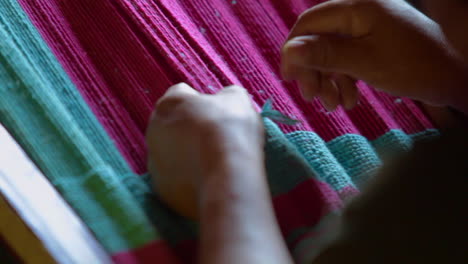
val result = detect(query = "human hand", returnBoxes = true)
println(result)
[282,0,468,111]
[146,83,264,219]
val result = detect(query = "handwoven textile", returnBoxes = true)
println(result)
[0,0,438,263]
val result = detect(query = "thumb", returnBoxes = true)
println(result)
[282,35,367,79]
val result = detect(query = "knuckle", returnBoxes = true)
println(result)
[294,6,315,27]
[224,85,245,92]
[310,0,375,37]
[297,9,310,22]
[347,0,382,21]
[222,85,251,100]
[171,82,187,89]
[156,95,186,110]
[154,95,190,120]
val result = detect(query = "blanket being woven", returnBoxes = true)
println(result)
[0,0,438,263]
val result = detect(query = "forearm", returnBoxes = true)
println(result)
[199,153,293,264]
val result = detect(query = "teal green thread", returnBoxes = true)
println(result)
[261,99,300,126]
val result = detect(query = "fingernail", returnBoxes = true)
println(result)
[344,100,356,110]
[344,91,360,110]
[281,56,296,81]
[149,110,157,121]
[285,39,306,49]
[285,39,306,63]
[342,98,352,110]
[282,38,306,81]
[300,84,315,102]
[322,99,336,112]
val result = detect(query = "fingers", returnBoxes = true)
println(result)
[154,83,199,120]
[282,0,374,103]
[335,74,359,110]
[293,72,359,111]
[282,38,307,80]
[160,83,250,105]
[282,34,365,110]
[282,35,364,77]
[320,75,340,111]
[217,85,251,102]
[297,68,322,101]
[287,0,370,41]
[217,85,259,112]
[217,85,248,96]
[162,82,199,99]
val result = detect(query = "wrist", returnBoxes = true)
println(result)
[199,124,265,177]
[198,152,267,207]
[197,149,292,264]
[200,151,266,189]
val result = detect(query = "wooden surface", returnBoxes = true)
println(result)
[0,125,112,264]
[0,196,56,263]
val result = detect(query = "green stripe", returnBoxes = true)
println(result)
[265,117,439,194]
[327,134,381,187]
[0,0,157,253]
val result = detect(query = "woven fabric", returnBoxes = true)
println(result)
[17,0,434,174]
[0,0,439,263]
[0,0,166,255]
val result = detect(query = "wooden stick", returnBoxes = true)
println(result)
[0,125,112,264]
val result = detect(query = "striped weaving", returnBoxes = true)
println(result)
[0,0,437,263]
